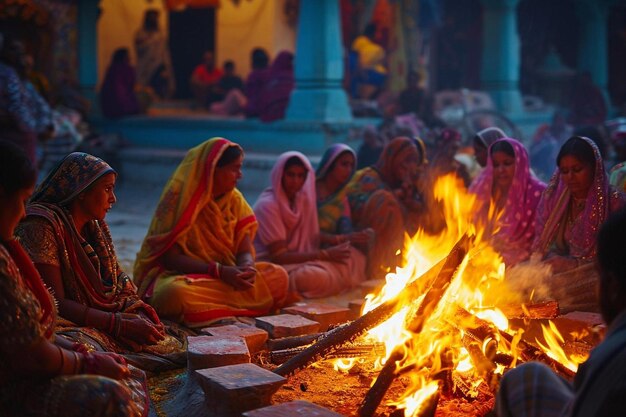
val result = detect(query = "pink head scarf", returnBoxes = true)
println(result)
[253,151,319,259]
[532,136,625,259]
[470,138,546,265]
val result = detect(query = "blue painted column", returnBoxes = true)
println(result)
[285,0,352,122]
[77,0,99,103]
[575,0,611,103]
[480,0,523,115]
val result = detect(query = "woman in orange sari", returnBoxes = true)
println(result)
[134,138,288,328]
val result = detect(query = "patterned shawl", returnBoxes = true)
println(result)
[532,136,626,259]
[316,144,356,235]
[134,138,258,298]
[469,138,546,265]
[21,152,153,318]
[346,136,418,223]
[253,151,318,259]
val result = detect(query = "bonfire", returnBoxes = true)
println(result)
[272,174,592,417]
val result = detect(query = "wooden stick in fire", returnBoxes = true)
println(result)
[358,234,473,417]
[451,306,576,380]
[273,233,471,377]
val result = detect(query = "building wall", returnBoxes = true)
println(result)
[215,0,295,76]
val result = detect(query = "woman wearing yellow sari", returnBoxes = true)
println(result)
[134,138,289,328]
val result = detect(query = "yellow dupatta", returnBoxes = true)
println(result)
[133,138,257,298]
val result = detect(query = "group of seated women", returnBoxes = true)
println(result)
[1,128,624,415]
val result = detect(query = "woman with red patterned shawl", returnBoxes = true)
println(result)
[16,152,191,372]
[134,138,288,328]
[0,141,146,417]
[469,138,546,266]
[530,136,626,312]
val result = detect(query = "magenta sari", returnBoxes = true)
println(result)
[470,138,546,266]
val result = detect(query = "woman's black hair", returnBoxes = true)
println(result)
[217,145,243,167]
[284,155,307,171]
[490,140,515,158]
[0,140,37,195]
[557,136,596,170]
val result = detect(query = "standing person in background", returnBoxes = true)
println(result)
[259,51,294,122]
[134,8,175,99]
[244,48,270,118]
[189,51,223,109]
[100,48,141,119]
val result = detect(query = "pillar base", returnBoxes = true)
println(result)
[286,88,352,123]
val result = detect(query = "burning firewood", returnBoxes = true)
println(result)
[358,234,473,417]
[273,234,472,377]
[269,342,385,364]
[499,300,560,319]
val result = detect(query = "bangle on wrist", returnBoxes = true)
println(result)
[207,261,221,279]
[113,313,122,337]
[56,345,65,374]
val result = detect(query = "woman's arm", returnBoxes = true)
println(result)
[36,263,112,331]
[267,241,351,265]
[162,244,212,274]
[9,338,129,380]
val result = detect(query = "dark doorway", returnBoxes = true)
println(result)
[168,7,215,99]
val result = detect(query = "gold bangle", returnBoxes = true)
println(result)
[56,345,65,374]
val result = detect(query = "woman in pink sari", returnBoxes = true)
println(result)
[469,138,546,266]
[531,136,626,312]
[253,152,366,298]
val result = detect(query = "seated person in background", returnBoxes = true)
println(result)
[134,138,289,328]
[496,207,626,417]
[0,36,54,165]
[530,136,625,313]
[351,22,387,99]
[356,125,384,169]
[530,109,573,181]
[428,127,471,188]
[210,48,269,117]
[0,140,145,417]
[254,152,365,299]
[316,144,374,254]
[258,51,294,122]
[346,137,423,278]
[397,70,425,116]
[189,50,223,108]
[16,152,191,372]
[469,138,546,266]
[472,127,506,169]
[100,48,141,119]
[215,60,243,99]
